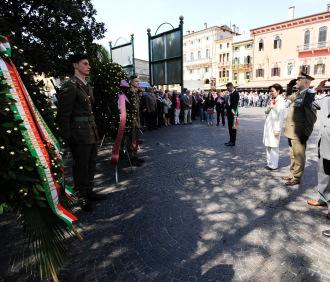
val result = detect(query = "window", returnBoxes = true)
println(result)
[233,57,239,65]
[198,38,201,43]
[206,49,209,58]
[287,62,294,75]
[219,54,222,62]
[197,50,201,59]
[190,52,194,61]
[258,39,264,51]
[205,67,209,73]
[222,68,226,77]
[191,40,194,45]
[256,68,264,77]
[271,67,281,77]
[206,36,209,40]
[314,63,325,75]
[234,73,238,80]
[318,26,327,47]
[245,44,252,49]
[227,42,230,48]
[304,30,310,50]
[274,36,281,49]
[234,47,239,51]
[226,53,229,62]
[205,78,210,84]
[189,69,193,74]
[245,72,250,79]
[245,55,251,64]
[226,70,229,77]
[300,65,310,75]
[219,71,222,78]
[219,44,222,49]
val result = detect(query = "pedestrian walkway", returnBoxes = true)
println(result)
[1,108,330,281]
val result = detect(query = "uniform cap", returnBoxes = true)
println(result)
[297,71,314,81]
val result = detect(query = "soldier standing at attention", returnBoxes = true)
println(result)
[57,54,105,212]
[282,72,317,186]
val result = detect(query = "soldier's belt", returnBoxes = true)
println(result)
[73,116,95,122]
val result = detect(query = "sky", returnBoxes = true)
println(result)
[93,0,329,60]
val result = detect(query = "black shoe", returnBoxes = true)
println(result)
[78,197,93,212]
[225,142,235,146]
[131,160,142,167]
[132,157,145,164]
[224,142,231,146]
[88,192,107,201]
[322,230,330,237]
[265,165,277,171]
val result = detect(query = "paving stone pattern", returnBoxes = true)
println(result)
[1,107,330,282]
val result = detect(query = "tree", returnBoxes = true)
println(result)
[89,44,128,138]
[0,0,106,76]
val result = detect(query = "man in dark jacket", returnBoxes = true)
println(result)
[57,54,104,212]
[225,82,239,146]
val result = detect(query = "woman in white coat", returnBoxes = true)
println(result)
[263,84,286,170]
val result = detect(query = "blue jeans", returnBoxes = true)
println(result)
[207,113,214,123]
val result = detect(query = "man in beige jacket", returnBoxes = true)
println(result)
[282,72,317,186]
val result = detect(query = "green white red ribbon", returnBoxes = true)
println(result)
[0,57,77,226]
[0,35,11,58]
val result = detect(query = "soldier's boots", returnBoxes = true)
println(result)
[88,191,106,201]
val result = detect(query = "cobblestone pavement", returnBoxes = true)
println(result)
[1,107,330,282]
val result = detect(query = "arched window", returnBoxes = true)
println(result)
[258,39,264,51]
[274,36,281,49]
[246,55,251,64]
[204,79,210,84]
[318,26,327,47]
[197,50,201,59]
[190,52,194,61]
[206,49,209,58]
[304,30,310,49]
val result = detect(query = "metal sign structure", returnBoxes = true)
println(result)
[147,16,184,87]
[109,34,135,76]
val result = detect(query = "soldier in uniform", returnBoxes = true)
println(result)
[127,75,145,166]
[282,72,317,186]
[57,54,105,212]
[306,79,330,220]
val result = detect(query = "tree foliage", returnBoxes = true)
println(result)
[0,0,106,76]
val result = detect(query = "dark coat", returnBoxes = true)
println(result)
[57,76,98,144]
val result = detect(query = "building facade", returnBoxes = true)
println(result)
[231,36,253,86]
[183,24,238,90]
[248,9,330,88]
[135,58,149,82]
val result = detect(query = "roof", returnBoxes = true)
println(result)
[251,10,330,33]
[184,25,239,38]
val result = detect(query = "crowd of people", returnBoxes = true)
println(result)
[56,53,329,237]
[138,88,236,129]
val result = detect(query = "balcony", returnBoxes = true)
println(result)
[231,63,252,71]
[218,77,229,84]
[297,41,330,51]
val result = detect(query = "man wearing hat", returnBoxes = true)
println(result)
[57,54,104,212]
[282,72,317,186]
[306,79,330,220]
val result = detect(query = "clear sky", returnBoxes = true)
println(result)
[93,0,329,60]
